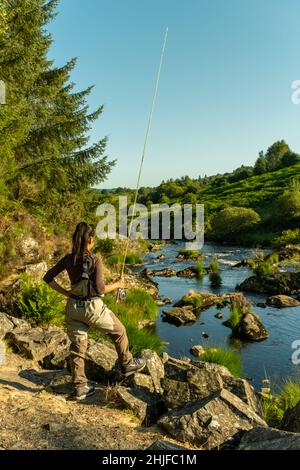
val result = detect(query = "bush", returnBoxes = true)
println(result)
[210,207,261,241]
[209,271,222,288]
[193,261,206,279]
[262,379,300,427]
[227,301,244,330]
[209,256,219,272]
[199,347,243,377]
[18,276,65,327]
[275,229,300,247]
[254,253,279,276]
[272,179,300,226]
[94,238,116,256]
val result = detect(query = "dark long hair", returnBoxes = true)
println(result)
[72,222,95,263]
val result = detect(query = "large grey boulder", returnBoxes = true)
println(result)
[236,312,269,341]
[84,339,119,382]
[222,376,262,415]
[266,294,300,308]
[162,306,197,325]
[162,357,223,409]
[140,349,164,394]
[22,261,48,278]
[237,426,300,450]
[280,401,300,433]
[0,312,14,340]
[158,389,266,449]
[18,236,40,261]
[6,325,69,362]
[237,272,300,295]
[116,386,166,426]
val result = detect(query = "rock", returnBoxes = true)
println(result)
[137,319,156,330]
[6,325,70,362]
[280,401,300,433]
[149,243,161,252]
[176,267,197,278]
[85,339,119,383]
[224,294,268,341]
[222,376,262,415]
[42,348,70,370]
[215,312,223,319]
[140,349,164,394]
[0,340,6,365]
[18,236,39,261]
[130,373,155,393]
[162,306,197,325]
[158,388,266,449]
[162,297,172,304]
[237,272,300,295]
[0,312,14,340]
[201,332,209,338]
[160,352,169,364]
[190,345,205,357]
[237,312,269,341]
[174,291,226,312]
[116,386,166,425]
[266,295,300,308]
[189,359,232,378]
[256,302,266,308]
[22,261,48,278]
[146,268,177,277]
[147,440,190,450]
[162,357,223,409]
[237,426,300,450]
[157,254,165,260]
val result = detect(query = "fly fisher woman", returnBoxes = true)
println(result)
[43,222,146,400]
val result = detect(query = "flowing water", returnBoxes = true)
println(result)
[139,243,300,390]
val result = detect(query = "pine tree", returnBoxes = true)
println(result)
[0,0,114,216]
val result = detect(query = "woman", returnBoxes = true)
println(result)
[43,222,145,400]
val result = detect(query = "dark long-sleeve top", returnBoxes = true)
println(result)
[43,253,105,296]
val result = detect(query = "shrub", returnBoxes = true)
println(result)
[200,347,243,377]
[18,276,65,327]
[178,291,202,311]
[106,253,142,267]
[193,261,206,279]
[275,228,300,247]
[272,179,300,226]
[210,207,261,241]
[94,238,116,256]
[209,256,220,272]
[262,379,300,427]
[254,253,279,276]
[209,271,222,288]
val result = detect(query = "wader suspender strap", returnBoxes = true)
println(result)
[81,254,93,300]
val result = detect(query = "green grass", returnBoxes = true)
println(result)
[199,347,243,377]
[262,379,300,427]
[226,301,244,330]
[90,288,165,355]
[106,253,142,267]
[253,253,279,276]
[177,291,202,311]
[193,261,206,279]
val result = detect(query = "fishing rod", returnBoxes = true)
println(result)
[117,27,168,302]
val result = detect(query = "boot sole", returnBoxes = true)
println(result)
[123,363,146,377]
[74,389,96,401]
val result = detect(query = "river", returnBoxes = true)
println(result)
[139,242,300,390]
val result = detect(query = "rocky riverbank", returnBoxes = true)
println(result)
[1,311,300,450]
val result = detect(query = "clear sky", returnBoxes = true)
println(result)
[48,0,300,188]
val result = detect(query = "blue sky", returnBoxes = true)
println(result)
[48,0,300,188]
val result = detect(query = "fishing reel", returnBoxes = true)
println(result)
[116,288,127,303]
